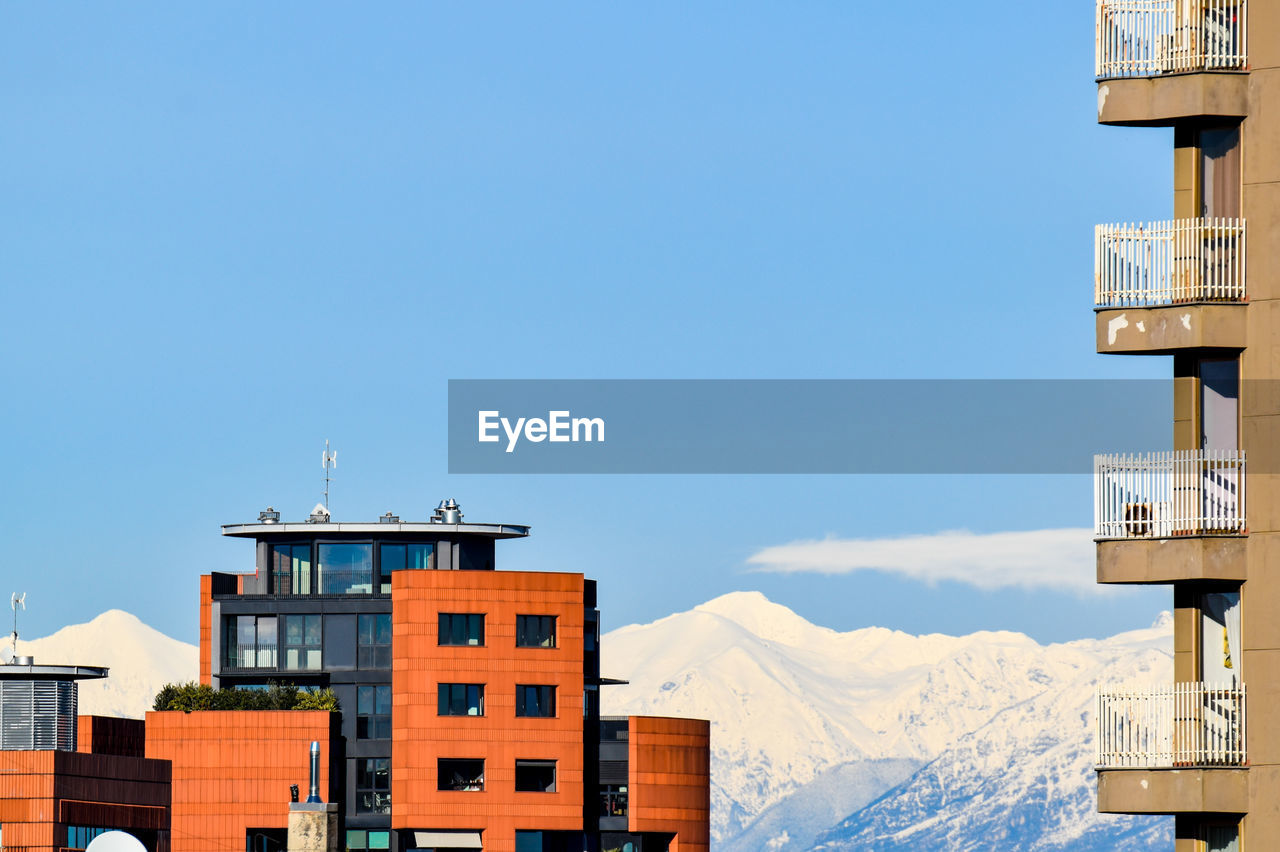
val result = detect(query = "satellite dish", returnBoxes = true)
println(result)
[85,832,147,852]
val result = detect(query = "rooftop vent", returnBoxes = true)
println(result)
[431,499,463,525]
[380,512,400,523]
[258,507,281,524]
[308,503,331,524]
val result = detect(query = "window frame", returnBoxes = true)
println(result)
[438,612,486,647]
[222,614,278,669]
[515,759,557,793]
[437,757,485,792]
[357,684,392,739]
[516,614,557,649]
[515,684,557,718]
[357,612,392,669]
[437,682,486,717]
[355,757,391,814]
[282,613,323,671]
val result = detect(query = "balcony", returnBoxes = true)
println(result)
[1096,0,1247,79]
[1096,219,1245,307]
[1095,450,1245,539]
[1094,219,1247,352]
[1096,683,1249,813]
[1097,683,1246,768]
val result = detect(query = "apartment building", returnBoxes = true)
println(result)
[188,501,709,852]
[1091,2,1275,849]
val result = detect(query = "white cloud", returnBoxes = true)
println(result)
[745,528,1100,594]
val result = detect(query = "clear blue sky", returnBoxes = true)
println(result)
[1,3,1173,645]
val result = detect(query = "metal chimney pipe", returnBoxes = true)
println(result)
[306,740,321,803]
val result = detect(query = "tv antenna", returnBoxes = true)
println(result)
[321,440,337,510]
[10,593,25,660]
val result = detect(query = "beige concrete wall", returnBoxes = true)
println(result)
[1097,74,1248,127]
[1094,305,1247,354]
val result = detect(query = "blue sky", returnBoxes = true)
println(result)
[1,3,1173,645]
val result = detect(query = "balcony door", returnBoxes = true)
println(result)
[1200,126,1240,219]
[1199,591,1242,765]
[1199,357,1239,528]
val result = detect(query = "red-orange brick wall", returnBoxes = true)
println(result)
[391,569,586,852]
[629,716,711,852]
[145,710,337,852]
[0,749,170,851]
[199,575,212,686]
[78,715,146,758]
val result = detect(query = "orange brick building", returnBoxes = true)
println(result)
[145,710,340,852]
[187,501,710,852]
[0,665,170,852]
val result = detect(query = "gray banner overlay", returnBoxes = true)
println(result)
[442,380,1227,474]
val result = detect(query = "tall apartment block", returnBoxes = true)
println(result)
[174,501,709,852]
[1091,2,1275,850]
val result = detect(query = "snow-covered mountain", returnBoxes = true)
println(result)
[18,610,197,719]
[601,591,1174,852]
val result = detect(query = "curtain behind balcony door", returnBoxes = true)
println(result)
[1201,591,1241,686]
[1201,127,1240,218]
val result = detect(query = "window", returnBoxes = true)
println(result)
[222,615,277,668]
[357,685,392,739]
[355,757,390,813]
[439,613,485,646]
[438,758,484,791]
[282,614,322,670]
[515,760,557,793]
[379,542,435,593]
[358,613,392,668]
[599,784,628,817]
[438,683,484,716]
[67,826,110,850]
[517,615,556,648]
[516,685,556,718]
[271,543,311,595]
[346,830,391,852]
[317,542,373,595]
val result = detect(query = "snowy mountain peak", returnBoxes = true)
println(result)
[21,610,197,719]
[694,591,837,646]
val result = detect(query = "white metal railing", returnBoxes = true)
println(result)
[1097,0,1247,78]
[1097,682,1246,768]
[1095,450,1245,538]
[1095,218,1246,307]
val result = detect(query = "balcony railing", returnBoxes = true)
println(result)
[1097,0,1247,78]
[1095,218,1246,307]
[1097,682,1246,768]
[1094,450,1245,538]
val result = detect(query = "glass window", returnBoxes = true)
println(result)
[347,831,391,852]
[357,685,392,739]
[355,757,391,814]
[358,613,392,668]
[379,542,434,593]
[516,832,543,852]
[516,685,556,718]
[439,613,485,646]
[438,683,484,716]
[515,760,556,793]
[516,615,556,648]
[271,544,311,595]
[223,615,277,668]
[437,758,484,791]
[599,784,628,817]
[283,614,322,670]
[317,542,373,595]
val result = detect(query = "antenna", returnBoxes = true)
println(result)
[10,593,25,660]
[321,440,337,511]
